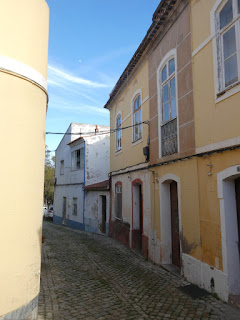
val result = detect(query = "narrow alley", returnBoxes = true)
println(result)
[38,222,240,320]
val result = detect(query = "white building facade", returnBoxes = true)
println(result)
[53,123,110,235]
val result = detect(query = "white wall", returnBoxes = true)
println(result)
[54,123,110,228]
[54,184,84,224]
[85,191,110,234]
[85,132,110,186]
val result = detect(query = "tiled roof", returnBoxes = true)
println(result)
[83,179,109,191]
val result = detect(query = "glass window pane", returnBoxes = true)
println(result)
[134,99,138,111]
[171,97,177,119]
[163,102,170,122]
[138,95,141,107]
[223,26,236,59]
[169,58,175,75]
[238,0,240,13]
[163,84,169,103]
[220,0,233,29]
[135,125,139,140]
[135,112,138,124]
[138,110,142,123]
[139,124,142,138]
[170,77,176,98]
[117,116,121,127]
[225,54,238,86]
[162,65,167,82]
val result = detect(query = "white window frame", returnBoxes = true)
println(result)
[115,112,122,152]
[157,49,179,158]
[131,89,143,143]
[71,148,84,170]
[211,0,240,101]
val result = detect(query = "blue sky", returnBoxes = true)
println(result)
[45,0,160,152]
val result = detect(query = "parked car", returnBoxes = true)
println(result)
[43,206,48,218]
[45,206,54,220]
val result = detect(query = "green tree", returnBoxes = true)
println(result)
[44,146,55,205]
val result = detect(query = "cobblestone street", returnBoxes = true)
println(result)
[38,222,240,320]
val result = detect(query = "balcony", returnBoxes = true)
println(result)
[161,118,178,156]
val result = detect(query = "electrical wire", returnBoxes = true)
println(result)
[110,143,240,177]
[45,121,149,136]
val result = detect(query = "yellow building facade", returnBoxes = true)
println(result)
[189,0,240,302]
[0,1,49,319]
[106,0,240,303]
[105,58,151,256]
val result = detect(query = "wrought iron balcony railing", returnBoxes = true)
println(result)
[161,118,178,156]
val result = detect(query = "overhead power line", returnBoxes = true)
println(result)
[45,121,149,136]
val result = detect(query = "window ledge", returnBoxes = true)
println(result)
[132,137,143,146]
[216,81,240,103]
[115,149,123,156]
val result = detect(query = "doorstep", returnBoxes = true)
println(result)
[161,264,182,279]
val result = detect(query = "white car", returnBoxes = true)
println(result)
[43,206,48,218]
[45,206,54,220]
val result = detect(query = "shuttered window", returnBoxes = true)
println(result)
[71,148,84,170]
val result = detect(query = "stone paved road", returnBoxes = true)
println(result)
[38,221,240,320]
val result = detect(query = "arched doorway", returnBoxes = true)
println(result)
[218,166,240,298]
[159,174,181,268]
[132,181,143,253]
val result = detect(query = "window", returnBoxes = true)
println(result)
[133,95,142,142]
[215,0,240,92]
[73,197,77,216]
[71,148,84,170]
[116,114,122,151]
[60,160,64,175]
[115,183,122,219]
[160,56,178,156]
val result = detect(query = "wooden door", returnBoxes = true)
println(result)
[101,196,106,234]
[170,181,180,268]
[235,178,240,255]
[139,185,143,251]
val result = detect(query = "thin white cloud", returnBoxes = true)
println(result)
[48,65,112,88]
[50,103,109,116]
[47,79,64,88]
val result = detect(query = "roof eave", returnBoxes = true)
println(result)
[104,0,178,110]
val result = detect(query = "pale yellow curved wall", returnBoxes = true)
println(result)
[0,0,49,317]
[110,61,149,172]
[0,0,49,77]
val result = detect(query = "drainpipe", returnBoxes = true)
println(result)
[83,140,86,229]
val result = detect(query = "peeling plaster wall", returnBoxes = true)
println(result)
[148,158,201,267]
[85,132,110,186]
[111,169,151,249]
[54,185,84,225]
[85,191,110,235]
